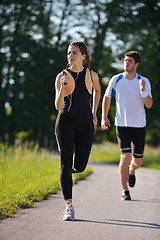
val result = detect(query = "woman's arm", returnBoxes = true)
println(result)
[91,71,101,125]
[55,72,68,111]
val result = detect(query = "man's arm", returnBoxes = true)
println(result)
[101,95,112,130]
[143,96,153,109]
[139,79,153,109]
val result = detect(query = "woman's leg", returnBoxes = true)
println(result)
[73,115,94,172]
[55,114,74,201]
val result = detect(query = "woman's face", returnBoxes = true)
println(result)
[67,45,85,66]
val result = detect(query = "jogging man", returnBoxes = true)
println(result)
[101,51,153,200]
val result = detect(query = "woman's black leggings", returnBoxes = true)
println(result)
[55,112,94,200]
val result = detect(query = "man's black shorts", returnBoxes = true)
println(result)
[116,126,146,158]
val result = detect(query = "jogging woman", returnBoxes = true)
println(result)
[55,41,101,220]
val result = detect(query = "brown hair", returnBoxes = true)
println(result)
[125,51,141,64]
[68,41,91,68]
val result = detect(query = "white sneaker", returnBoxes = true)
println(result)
[121,189,131,201]
[62,204,75,221]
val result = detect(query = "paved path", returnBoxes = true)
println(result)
[0,163,160,240]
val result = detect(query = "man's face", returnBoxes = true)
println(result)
[124,56,139,72]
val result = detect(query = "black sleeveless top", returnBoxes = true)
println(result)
[61,67,92,115]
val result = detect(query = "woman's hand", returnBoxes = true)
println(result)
[60,71,68,87]
[92,113,98,126]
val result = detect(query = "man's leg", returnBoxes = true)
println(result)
[128,127,145,187]
[128,157,143,187]
[119,152,131,190]
[129,157,143,174]
[116,126,132,200]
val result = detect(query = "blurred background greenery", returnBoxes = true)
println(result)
[0,0,160,148]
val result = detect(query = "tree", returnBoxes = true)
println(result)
[0,0,159,146]
[104,0,160,145]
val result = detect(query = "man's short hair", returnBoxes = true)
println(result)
[125,51,141,64]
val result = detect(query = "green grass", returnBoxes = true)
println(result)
[142,145,160,169]
[90,142,160,169]
[90,142,120,163]
[0,144,92,219]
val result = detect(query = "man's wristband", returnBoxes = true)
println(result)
[141,90,148,98]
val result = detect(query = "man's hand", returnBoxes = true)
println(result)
[139,79,145,92]
[101,117,110,130]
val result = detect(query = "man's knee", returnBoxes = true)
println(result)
[120,152,131,162]
[132,158,143,168]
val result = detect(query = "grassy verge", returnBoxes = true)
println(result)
[90,142,160,169]
[0,144,92,219]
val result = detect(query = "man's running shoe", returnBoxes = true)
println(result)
[62,204,75,221]
[128,174,136,187]
[121,189,131,201]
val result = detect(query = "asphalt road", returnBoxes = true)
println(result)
[0,163,160,240]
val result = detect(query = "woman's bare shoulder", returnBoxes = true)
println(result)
[90,69,99,81]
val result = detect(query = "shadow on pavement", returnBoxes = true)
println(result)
[74,218,160,229]
[130,199,160,203]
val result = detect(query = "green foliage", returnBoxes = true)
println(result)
[0,0,159,146]
[90,142,160,169]
[0,145,59,218]
[0,145,92,219]
[90,142,120,163]
[142,145,160,169]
